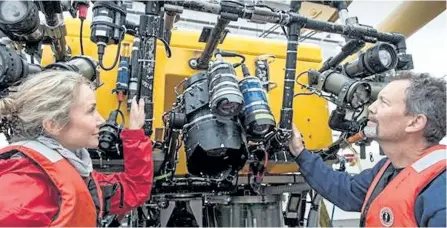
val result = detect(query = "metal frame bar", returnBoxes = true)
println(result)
[163,0,407,52]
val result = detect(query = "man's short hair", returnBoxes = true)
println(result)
[393,71,446,144]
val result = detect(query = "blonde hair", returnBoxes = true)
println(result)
[0,70,93,141]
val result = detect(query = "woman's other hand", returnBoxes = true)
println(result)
[128,97,145,130]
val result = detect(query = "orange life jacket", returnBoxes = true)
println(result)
[360,145,446,227]
[0,140,104,227]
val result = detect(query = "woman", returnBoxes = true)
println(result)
[0,71,153,226]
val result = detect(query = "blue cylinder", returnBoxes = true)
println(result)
[239,77,275,140]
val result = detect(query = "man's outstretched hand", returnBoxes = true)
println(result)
[288,124,305,157]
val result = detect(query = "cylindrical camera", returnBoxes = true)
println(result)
[45,56,99,82]
[182,73,247,176]
[0,44,42,89]
[0,1,43,42]
[208,57,244,118]
[90,1,125,45]
[344,43,398,78]
[239,76,275,141]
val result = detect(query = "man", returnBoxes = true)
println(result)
[288,71,446,227]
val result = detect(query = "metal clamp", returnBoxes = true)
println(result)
[337,82,351,106]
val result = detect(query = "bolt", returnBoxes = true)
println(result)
[190,59,198,67]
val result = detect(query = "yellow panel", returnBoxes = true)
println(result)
[42,19,333,175]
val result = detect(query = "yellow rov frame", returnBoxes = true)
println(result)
[42,19,333,175]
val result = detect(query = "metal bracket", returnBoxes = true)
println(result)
[337,82,351,106]
[198,27,229,44]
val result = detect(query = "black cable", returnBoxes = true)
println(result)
[293,92,315,98]
[117,109,125,125]
[174,79,186,96]
[149,35,172,58]
[228,0,245,7]
[116,101,125,125]
[280,25,288,37]
[215,50,246,68]
[252,4,275,12]
[232,54,245,68]
[294,71,336,101]
[295,70,308,84]
[294,70,310,89]
[352,106,365,121]
[80,19,84,55]
[117,100,122,110]
[98,28,125,71]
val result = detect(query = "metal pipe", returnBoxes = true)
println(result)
[127,13,340,44]
[319,39,365,72]
[39,1,63,25]
[360,143,366,159]
[113,1,123,40]
[278,1,302,136]
[138,1,162,136]
[290,14,404,45]
[335,1,350,25]
[165,0,406,46]
[165,0,222,15]
[164,12,177,44]
[38,0,68,61]
[51,37,68,62]
[195,17,230,70]
[127,37,140,112]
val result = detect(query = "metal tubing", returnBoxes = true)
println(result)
[38,0,68,61]
[51,37,68,62]
[195,17,230,69]
[278,1,302,134]
[290,14,404,45]
[164,13,177,44]
[138,1,162,136]
[38,1,63,25]
[165,0,406,46]
[165,0,222,15]
[114,1,123,40]
[319,39,365,72]
[128,37,140,111]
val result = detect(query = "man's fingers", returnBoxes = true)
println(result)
[291,124,298,136]
[291,124,303,140]
[293,124,300,133]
